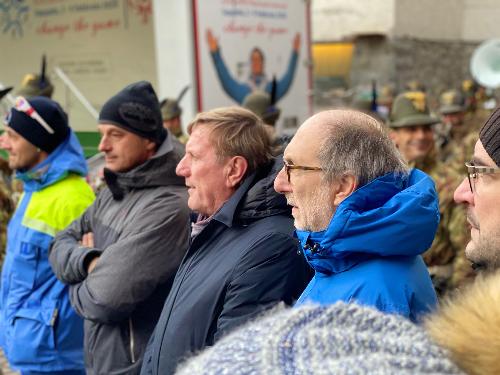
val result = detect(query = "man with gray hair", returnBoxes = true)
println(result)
[141,106,311,375]
[274,109,438,321]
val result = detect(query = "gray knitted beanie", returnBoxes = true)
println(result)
[176,303,463,375]
[479,106,500,166]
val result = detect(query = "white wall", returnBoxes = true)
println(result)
[393,0,463,40]
[312,0,395,41]
[0,0,157,131]
[153,0,197,129]
[462,0,500,41]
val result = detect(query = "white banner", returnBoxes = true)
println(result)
[192,0,312,132]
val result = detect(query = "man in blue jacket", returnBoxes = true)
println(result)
[274,109,438,322]
[141,106,311,375]
[0,96,95,375]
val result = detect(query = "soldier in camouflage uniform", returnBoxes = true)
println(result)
[389,91,474,295]
[241,90,293,150]
[436,90,468,161]
[0,88,14,270]
[17,73,54,99]
[160,86,190,144]
[0,158,14,269]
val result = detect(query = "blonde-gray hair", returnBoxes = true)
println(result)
[188,107,274,175]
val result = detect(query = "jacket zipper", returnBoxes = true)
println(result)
[129,318,136,363]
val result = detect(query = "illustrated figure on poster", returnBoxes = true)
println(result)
[206,29,301,104]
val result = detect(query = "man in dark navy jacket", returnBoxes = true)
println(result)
[141,107,311,375]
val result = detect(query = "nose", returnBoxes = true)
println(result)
[454,177,473,206]
[414,127,427,139]
[98,135,110,153]
[175,155,190,177]
[274,166,291,194]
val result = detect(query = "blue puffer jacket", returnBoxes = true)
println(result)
[295,169,439,322]
[0,131,95,372]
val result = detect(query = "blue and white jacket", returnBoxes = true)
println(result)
[0,131,94,372]
[295,169,439,322]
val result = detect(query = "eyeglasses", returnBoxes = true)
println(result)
[283,160,323,183]
[9,96,55,134]
[465,161,500,193]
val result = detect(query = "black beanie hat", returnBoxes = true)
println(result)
[6,96,70,153]
[479,107,500,167]
[99,81,167,145]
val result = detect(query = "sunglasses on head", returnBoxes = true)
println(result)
[6,96,55,134]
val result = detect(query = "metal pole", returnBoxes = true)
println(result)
[53,66,99,120]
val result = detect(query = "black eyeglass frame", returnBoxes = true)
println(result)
[283,160,323,183]
[465,161,500,193]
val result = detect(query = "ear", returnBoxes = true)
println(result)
[145,139,156,152]
[332,174,357,206]
[224,156,248,188]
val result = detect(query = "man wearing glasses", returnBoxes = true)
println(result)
[274,109,438,322]
[454,107,500,271]
[0,96,95,375]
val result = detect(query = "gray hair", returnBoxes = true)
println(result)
[317,110,408,188]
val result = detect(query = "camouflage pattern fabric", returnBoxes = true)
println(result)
[413,151,475,296]
[438,109,489,166]
[0,159,14,269]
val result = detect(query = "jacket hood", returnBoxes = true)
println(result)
[104,135,185,200]
[296,169,439,274]
[17,130,88,192]
[237,155,291,222]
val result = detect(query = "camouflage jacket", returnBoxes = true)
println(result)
[0,159,14,268]
[413,152,474,295]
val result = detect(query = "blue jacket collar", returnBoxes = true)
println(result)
[296,169,439,274]
[16,131,87,192]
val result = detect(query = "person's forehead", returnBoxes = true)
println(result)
[186,125,214,151]
[396,124,432,132]
[98,123,127,133]
[5,126,17,136]
[473,140,497,167]
[284,120,323,162]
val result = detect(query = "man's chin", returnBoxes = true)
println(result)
[410,152,428,162]
[464,240,495,271]
[293,219,307,232]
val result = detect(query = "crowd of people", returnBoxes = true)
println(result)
[0,70,499,375]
